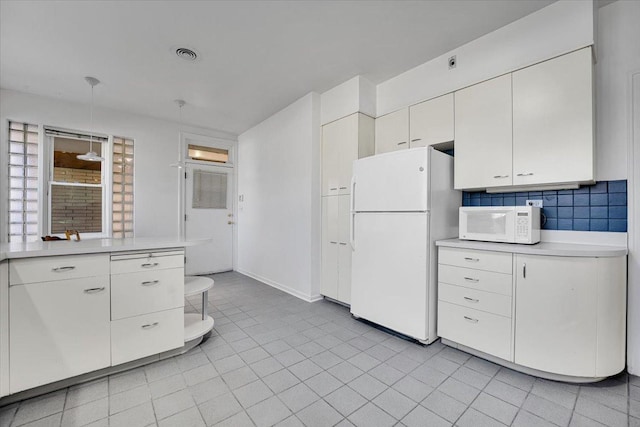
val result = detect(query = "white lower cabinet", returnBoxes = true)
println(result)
[514,254,626,378]
[6,250,185,395]
[9,276,111,393]
[437,245,627,381]
[111,308,184,366]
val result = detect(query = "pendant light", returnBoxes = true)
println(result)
[170,99,186,169]
[77,76,104,162]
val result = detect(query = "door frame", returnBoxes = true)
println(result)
[178,132,238,271]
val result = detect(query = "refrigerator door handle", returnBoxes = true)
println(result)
[350,176,356,249]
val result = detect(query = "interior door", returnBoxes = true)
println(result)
[185,163,233,274]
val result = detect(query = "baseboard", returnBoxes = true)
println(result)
[236,269,323,303]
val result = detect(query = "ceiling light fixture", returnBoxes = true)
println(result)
[77,76,104,162]
[170,99,186,169]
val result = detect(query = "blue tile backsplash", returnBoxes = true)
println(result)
[462,180,628,232]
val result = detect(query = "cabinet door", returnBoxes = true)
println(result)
[513,47,594,186]
[10,277,111,393]
[336,114,359,195]
[375,108,409,154]
[409,93,454,148]
[454,74,513,190]
[321,121,342,196]
[321,196,339,299]
[514,255,597,377]
[337,195,352,304]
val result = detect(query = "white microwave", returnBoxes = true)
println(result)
[459,206,541,244]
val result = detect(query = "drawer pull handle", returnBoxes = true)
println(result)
[493,175,509,179]
[339,187,348,190]
[330,187,338,191]
[516,172,534,177]
[84,287,105,294]
[411,138,422,142]
[464,316,479,323]
[339,242,347,246]
[464,277,479,283]
[141,262,159,268]
[464,257,479,262]
[330,241,338,244]
[141,280,160,286]
[141,322,159,330]
[397,141,407,145]
[53,266,76,272]
[463,297,479,303]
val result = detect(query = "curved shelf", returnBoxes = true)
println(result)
[184,313,214,342]
[184,276,214,297]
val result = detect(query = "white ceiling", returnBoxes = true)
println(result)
[0,0,558,135]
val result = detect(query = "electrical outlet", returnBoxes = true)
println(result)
[526,199,543,208]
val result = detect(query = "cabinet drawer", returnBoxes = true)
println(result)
[111,269,184,320]
[439,283,511,317]
[111,308,183,365]
[110,251,183,275]
[10,254,109,285]
[438,264,512,296]
[439,247,512,274]
[438,301,512,361]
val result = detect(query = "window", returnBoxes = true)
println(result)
[192,169,227,209]
[7,121,39,243]
[49,136,104,234]
[188,144,229,164]
[112,137,134,238]
[5,123,135,242]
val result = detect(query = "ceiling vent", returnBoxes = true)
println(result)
[175,47,198,61]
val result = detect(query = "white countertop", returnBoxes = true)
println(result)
[436,238,628,257]
[0,237,207,261]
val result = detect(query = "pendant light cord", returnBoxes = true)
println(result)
[89,83,94,153]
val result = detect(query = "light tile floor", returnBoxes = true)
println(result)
[1,271,638,427]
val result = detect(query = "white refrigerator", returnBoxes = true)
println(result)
[350,147,460,343]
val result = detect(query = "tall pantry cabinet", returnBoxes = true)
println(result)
[321,113,374,304]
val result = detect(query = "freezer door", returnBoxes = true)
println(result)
[352,147,430,212]
[350,212,430,341]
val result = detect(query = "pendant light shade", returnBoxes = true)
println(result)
[77,76,104,162]
[170,99,186,169]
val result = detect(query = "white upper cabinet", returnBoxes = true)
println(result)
[512,47,594,186]
[454,74,513,190]
[409,93,454,148]
[375,108,409,154]
[322,113,374,196]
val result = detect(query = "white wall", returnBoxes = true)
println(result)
[0,89,236,239]
[376,0,594,118]
[237,92,322,302]
[320,76,376,125]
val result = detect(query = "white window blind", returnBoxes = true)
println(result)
[193,170,227,209]
[8,121,39,242]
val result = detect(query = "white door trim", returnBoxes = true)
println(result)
[178,132,238,271]
[627,70,640,375]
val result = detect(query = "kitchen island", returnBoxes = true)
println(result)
[0,237,205,402]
